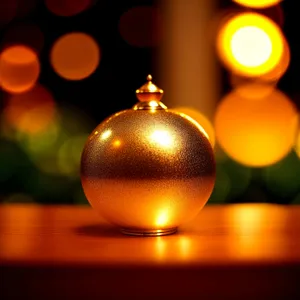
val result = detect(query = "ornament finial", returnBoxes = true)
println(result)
[135,74,164,103]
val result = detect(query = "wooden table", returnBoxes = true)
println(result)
[0,204,299,299]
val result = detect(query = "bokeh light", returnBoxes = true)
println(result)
[0,45,40,93]
[51,32,100,80]
[231,81,276,99]
[216,13,284,77]
[229,37,289,93]
[230,39,289,86]
[119,6,161,47]
[1,23,44,54]
[171,107,215,147]
[0,0,17,27]
[45,0,92,17]
[14,105,94,179]
[261,36,290,81]
[215,88,299,167]
[233,0,282,9]
[263,151,300,199]
[4,85,56,135]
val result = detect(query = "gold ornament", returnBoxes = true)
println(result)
[81,75,216,236]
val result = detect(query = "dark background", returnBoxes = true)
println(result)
[0,0,299,205]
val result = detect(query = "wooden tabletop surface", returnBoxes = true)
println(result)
[1,203,300,299]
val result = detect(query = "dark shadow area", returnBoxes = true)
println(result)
[74,223,125,238]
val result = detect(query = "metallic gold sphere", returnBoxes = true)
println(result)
[81,76,216,236]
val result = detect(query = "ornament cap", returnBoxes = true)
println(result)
[134,74,166,110]
[136,74,164,102]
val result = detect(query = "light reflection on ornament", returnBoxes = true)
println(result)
[155,209,169,227]
[150,130,173,148]
[112,139,121,148]
[100,129,112,141]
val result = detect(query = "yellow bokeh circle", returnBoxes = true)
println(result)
[216,13,284,77]
[233,0,282,9]
[215,88,299,167]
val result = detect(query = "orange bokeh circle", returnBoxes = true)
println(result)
[0,45,40,93]
[50,32,100,80]
[215,88,299,167]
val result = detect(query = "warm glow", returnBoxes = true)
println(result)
[156,210,169,227]
[217,13,284,77]
[230,36,290,86]
[234,82,275,99]
[0,45,40,93]
[100,129,112,141]
[231,26,272,67]
[119,6,161,47]
[262,37,290,81]
[4,85,56,135]
[45,0,92,17]
[150,130,173,147]
[172,107,215,147]
[227,204,287,259]
[233,0,282,9]
[229,40,290,93]
[149,100,159,111]
[112,139,121,147]
[50,32,100,80]
[215,88,299,167]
